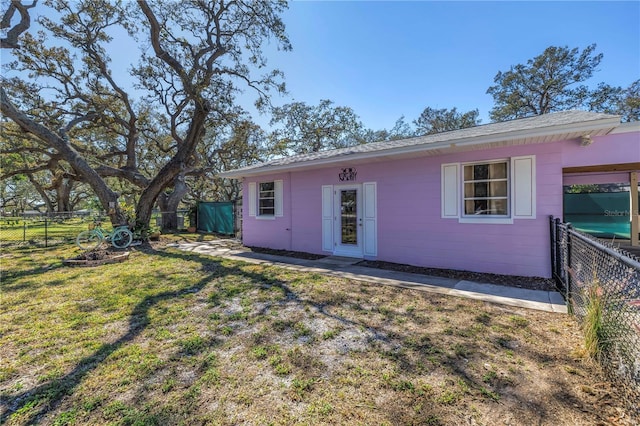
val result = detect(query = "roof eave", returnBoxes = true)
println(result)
[219,116,621,179]
[609,120,640,134]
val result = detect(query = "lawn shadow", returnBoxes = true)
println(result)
[154,247,636,424]
[1,246,74,290]
[153,247,396,344]
[1,245,608,424]
[1,246,369,423]
[0,261,219,424]
[1,264,66,290]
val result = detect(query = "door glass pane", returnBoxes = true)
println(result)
[341,189,357,245]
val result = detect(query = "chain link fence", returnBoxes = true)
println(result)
[0,215,94,248]
[550,216,640,413]
[153,209,193,231]
[0,210,202,249]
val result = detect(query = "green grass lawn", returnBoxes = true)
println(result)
[0,242,634,425]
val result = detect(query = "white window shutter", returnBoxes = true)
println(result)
[511,155,536,219]
[363,182,377,257]
[321,185,333,252]
[248,182,256,217]
[274,180,283,217]
[441,163,460,218]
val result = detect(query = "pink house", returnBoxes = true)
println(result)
[220,111,640,278]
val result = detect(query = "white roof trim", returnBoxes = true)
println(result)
[220,113,621,178]
[609,121,640,134]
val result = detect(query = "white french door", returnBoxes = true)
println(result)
[322,182,377,258]
[333,184,363,257]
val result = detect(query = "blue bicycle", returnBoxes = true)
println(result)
[76,221,133,250]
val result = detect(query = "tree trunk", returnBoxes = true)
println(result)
[157,173,189,231]
[1,87,127,225]
[134,104,208,231]
[56,179,73,212]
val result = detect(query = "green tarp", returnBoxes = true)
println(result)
[563,192,631,239]
[197,202,234,235]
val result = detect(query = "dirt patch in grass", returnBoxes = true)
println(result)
[63,250,130,267]
[1,245,636,425]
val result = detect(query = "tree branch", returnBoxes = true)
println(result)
[137,1,189,91]
[1,164,50,179]
[59,111,99,139]
[0,0,37,49]
[94,165,151,188]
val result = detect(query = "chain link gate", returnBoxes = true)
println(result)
[550,216,640,414]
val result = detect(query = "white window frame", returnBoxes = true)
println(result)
[442,155,536,224]
[258,181,276,217]
[254,179,283,220]
[462,159,510,219]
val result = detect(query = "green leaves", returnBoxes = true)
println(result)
[413,107,481,136]
[2,0,291,228]
[486,44,638,122]
[269,99,365,154]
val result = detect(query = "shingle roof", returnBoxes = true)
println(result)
[220,110,620,178]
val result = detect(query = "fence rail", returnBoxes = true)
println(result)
[550,216,640,413]
[0,217,90,248]
[0,208,227,248]
[1,211,186,248]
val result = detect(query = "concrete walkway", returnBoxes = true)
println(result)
[170,240,568,314]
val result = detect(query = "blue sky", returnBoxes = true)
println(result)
[4,1,639,132]
[254,0,640,130]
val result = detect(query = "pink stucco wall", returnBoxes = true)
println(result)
[562,131,640,169]
[241,173,292,250]
[241,132,639,278]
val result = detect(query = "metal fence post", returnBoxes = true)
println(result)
[549,216,556,280]
[44,218,48,248]
[233,199,238,236]
[555,218,562,284]
[23,221,26,242]
[566,222,573,300]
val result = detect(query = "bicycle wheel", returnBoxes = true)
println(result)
[111,229,133,248]
[76,230,102,250]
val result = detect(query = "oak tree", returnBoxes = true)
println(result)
[269,99,364,154]
[413,107,480,135]
[487,44,602,121]
[588,79,640,122]
[1,0,290,231]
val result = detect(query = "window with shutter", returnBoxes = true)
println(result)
[254,180,284,218]
[441,155,536,223]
